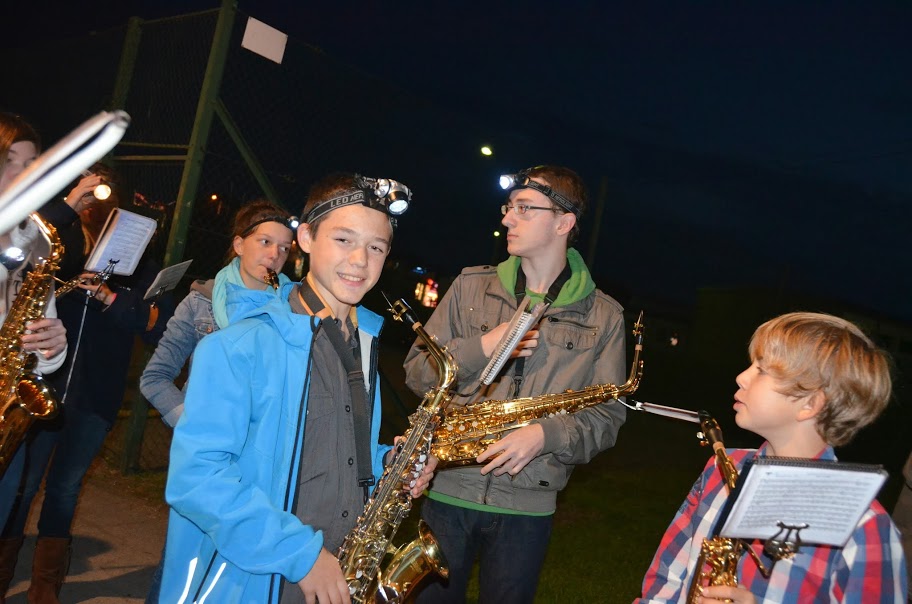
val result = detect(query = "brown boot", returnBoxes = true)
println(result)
[27,537,71,604]
[0,536,24,604]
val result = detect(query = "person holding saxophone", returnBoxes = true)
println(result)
[403,165,628,603]
[636,312,907,603]
[159,173,436,604]
[0,113,67,378]
[0,112,69,602]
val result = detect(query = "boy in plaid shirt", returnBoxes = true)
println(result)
[637,312,907,603]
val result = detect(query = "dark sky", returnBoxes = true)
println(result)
[6,1,912,321]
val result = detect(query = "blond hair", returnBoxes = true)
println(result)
[748,312,892,446]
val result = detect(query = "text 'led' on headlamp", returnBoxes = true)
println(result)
[498,169,580,219]
[305,174,412,226]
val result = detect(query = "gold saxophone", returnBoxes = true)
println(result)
[53,272,103,298]
[432,311,644,466]
[264,268,279,290]
[0,213,64,476]
[686,412,778,602]
[685,412,743,601]
[338,297,453,603]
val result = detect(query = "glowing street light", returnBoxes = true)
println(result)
[480,145,493,157]
[493,230,501,237]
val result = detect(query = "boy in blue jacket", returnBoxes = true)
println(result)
[159,173,435,604]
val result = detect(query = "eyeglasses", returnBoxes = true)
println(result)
[501,203,560,216]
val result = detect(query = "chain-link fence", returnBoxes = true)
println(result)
[4,5,522,473]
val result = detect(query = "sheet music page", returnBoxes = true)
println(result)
[85,208,157,275]
[143,259,193,300]
[720,458,887,547]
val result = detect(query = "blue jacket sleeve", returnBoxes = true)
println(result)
[165,330,323,583]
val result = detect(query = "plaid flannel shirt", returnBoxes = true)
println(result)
[636,444,908,603]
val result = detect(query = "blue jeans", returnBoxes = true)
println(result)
[416,498,553,604]
[0,445,27,529]
[2,409,110,538]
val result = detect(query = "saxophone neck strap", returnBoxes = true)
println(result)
[509,262,572,393]
[513,261,572,307]
[297,280,375,496]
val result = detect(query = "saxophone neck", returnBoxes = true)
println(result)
[698,411,739,491]
[612,310,645,398]
[389,296,456,395]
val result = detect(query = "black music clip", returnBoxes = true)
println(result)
[764,520,808,560]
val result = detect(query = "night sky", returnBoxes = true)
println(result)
[5,1,912,321]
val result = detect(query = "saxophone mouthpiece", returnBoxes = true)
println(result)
[633,310,645,348]
[264,269,279,290]
[382,291,418,327]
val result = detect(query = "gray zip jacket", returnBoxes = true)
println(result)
[403,264,627,513]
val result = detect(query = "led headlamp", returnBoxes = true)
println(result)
[498,168,580,219]
[305,174,412,227]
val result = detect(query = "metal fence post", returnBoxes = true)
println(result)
[164,0,237,267]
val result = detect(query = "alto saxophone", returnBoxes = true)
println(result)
[337,297,453,603]
[0,213,64,477]
[432,311,644,466]
[686,412,744,601]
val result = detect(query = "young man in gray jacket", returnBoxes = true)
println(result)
[403,165,627,603]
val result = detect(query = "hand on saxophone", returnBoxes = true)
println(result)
[386,436,438,498]
[22,317,66,358]
[698,584,756,604]
[477,423,545,477]
[75,271,115,305]
[296,547,350,604]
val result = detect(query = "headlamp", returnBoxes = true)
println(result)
[305,174,412,227]
[498,168,580,219]
[81,169,112,201]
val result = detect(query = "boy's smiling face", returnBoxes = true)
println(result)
[299,204,392,318]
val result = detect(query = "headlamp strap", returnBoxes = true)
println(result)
[305,190,368,225]
[239,215,296,238]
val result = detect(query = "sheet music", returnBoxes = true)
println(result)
[720,457,887,547]
[144,259,193,300]
[85,208,156,275]
[479,296,548,385]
